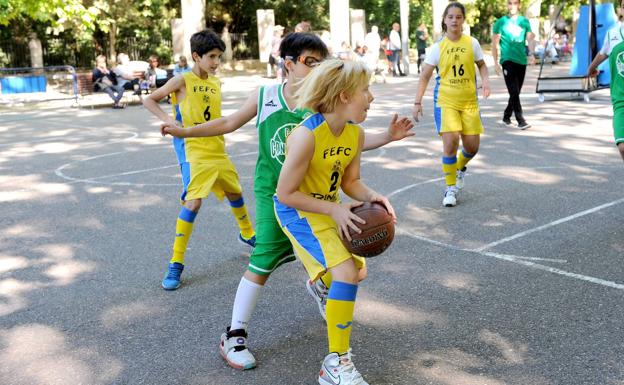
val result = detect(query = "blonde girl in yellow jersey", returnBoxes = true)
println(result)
[413,2,490,207]
[274,59,396,385]
[143,30,255,290]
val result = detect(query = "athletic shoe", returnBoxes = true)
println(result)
[518,121,531,130]
[502,118,512,126]
[162,262,184,290]
[238,233,256,249]
[306,279,328,321]
[442,186,458,207]
[220,328,256,370]
[319,350,368,385]
[456,168,466,190]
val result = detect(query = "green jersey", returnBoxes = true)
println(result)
[493,15,532,66]
[254,83,310,203]
[601,26,624,107]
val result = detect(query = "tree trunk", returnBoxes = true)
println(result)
[109,22,117,64]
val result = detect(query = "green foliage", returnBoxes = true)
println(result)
[472,0,508,42]
[0,0,612,67]
[0,0,96,31]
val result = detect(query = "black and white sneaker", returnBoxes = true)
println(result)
[518,121,531,130]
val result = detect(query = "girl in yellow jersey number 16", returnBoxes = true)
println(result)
[413,2,490,207]
[274,59,398,385]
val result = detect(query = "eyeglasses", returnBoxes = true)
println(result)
[285,55,322,68]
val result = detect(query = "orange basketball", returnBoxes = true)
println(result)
[341,202,395,258]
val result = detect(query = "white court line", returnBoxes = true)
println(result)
[388,177,624,291]
[395,227,464,251]
[482,252,624,290]
[474,197,624,252]
[54,149,258,186]
[387,177,445,198]
[398,227,623,291]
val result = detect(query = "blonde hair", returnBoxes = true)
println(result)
[295,59,371,113]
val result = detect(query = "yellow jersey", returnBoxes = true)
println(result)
[172,71,226,163]
[425,34,483,110]
[296,113,360,203]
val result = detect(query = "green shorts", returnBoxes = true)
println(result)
[247,194,295,276]
[613,105,624,145]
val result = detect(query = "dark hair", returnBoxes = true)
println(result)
[279,32,329,61]
[441,2,466,32]
[190,29,225,58]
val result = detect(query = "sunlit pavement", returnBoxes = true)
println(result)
[1,61,622,385]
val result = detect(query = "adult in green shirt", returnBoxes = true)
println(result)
[492,0,535,130]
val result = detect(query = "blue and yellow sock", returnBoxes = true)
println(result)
[326,281,358,355]
[171,207,197,265]
[457,149,475,171]
[229,197,255,240]
[442,156,457,186]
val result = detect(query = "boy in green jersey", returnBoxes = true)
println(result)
[162,32,413,369]
[588,2,624,161]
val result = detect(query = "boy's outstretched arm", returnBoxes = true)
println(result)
[161,88,259,138]
[362,113,414,151]
[143,75,184,128]
[587,53,608,77]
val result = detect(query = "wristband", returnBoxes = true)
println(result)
[413,102,421,105]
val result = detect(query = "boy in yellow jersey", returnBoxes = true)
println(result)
[412,2,490,207]
[161,33,413,370]
[143,29,255,290]
[275,59,396,385]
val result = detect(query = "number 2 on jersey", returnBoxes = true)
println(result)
[329,171,339,192]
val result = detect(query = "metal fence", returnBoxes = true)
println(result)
[1,33,257,69]
[228,32,257,60]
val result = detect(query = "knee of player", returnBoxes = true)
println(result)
[465,147,479,156]
[184,199,202,212]
[617,143,624,158]
[357,266,368,282]
[244,270,269,286]
[225,192,243,202]
[330,264,360,284]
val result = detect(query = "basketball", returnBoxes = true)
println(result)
[341,202,395,258]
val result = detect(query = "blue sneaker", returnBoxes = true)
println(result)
[162,262,184,290]
[238,233,256,249]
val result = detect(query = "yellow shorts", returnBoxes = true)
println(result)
[435,105,484,135]
[180,158,242,202]
[273,196,365,282]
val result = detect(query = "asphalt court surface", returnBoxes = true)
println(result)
[1,68,623,385]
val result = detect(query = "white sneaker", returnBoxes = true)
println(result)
[319,350,369,385]
[456,168,466,190]
[442,186,458,207]
[219,329,256,370]
[306,279,328,321]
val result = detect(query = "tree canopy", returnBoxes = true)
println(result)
[0,0,600,66]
